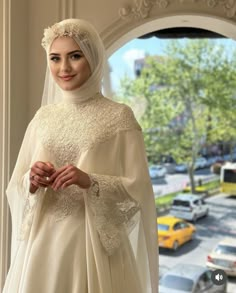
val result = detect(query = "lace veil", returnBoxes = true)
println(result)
[41,19,106,105]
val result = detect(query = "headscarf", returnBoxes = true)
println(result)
[41,19,106,104]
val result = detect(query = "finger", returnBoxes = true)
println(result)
[50,165,69,182]
[30,171,51,187]
[31,166,50,178]
[31,178,48,188]
[52,172,72,190]
[33,174,51,187]
[33,162,55,175]
[61,178,75,190]
[31,167,54,179]
[45,162,55,169]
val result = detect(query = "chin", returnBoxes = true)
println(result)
[60,82,83,91]
[61,85,78,91]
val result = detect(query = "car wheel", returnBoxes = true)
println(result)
[190,232,196,240]
[172,241,179,251]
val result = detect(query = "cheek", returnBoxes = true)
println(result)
[79,60,91,79]
[84,65,91,80]
[49,64,57,78]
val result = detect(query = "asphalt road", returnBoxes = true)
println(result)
[152,167,217,197]
[158,193,236,293]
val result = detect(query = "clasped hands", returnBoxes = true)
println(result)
[29,161,91,194]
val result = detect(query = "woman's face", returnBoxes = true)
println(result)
[49,36,91,91]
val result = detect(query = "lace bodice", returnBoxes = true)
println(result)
[34,94,141,168]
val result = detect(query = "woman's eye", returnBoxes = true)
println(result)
[50,56,60,62]
[71,54,82,60]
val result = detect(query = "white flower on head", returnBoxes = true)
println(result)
[41,22,89,50]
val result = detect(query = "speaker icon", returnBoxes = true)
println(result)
[211,269,226,286]
[215,273,223,281]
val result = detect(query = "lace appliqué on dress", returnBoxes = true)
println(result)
[34,96,141,168]
[43,185,85,222]
[18,173,42,241]
[87,174,140,255]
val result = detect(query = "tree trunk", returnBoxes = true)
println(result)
[188,165,196,193]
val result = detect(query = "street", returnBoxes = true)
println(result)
[152,167,217,197]
[158,193,236,292]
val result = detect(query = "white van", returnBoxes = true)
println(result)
[170,193,209,222]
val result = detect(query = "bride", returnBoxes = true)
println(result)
[3,18,158,293]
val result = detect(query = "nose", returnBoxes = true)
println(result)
[61,58,71,73]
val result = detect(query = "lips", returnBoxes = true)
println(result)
[60,75,75,81]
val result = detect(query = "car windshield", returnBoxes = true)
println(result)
[160,275,194,291]
[172,199,190,207]
[158,224,170,231]
[215,244,236,255]
[150,166,161,170]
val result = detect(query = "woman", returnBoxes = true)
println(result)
[3,19,158,293]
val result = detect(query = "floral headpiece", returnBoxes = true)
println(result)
[41,21,89,51]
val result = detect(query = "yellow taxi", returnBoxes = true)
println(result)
[157,216,196,251]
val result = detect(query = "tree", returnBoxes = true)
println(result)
[115,39,236,193]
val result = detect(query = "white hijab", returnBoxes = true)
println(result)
[41,19,106,105]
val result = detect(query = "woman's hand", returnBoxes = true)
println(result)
[49,164,91,191]
[29,161,55,193]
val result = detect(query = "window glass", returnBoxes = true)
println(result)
[160,275,194,291]
[215,245,236,255]
[173,200,190,207]
[158,224,170,231]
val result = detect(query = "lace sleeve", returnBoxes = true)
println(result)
[18,170,44,240]
[86,174,140,255]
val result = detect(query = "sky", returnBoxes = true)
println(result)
[108,37,236,92]
[108,37,166,91]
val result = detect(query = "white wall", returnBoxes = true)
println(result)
[1,0,236,289]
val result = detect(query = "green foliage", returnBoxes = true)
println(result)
[117,39,236,192]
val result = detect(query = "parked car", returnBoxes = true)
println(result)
[159,263,227,293]
[149,165,167,179]
[163,162,176,174]
[175,163,188,173]
[161,155,176,174]
[170,193,209,222]
[157,216,196,251]
[206,238,236,276]
[194,157,208,169]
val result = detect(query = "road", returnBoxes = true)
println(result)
[158,193,236,293]
[152,167,217,197]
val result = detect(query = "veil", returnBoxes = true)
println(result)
[41,19,106,105]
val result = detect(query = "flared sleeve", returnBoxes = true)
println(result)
[6,115,48,261]
[83,105,158,292]
[86,173,141,256]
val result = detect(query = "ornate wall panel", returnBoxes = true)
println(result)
[118,0,236,20]
[101,0,236,55]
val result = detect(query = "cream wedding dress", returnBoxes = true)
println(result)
[3,94,158,293]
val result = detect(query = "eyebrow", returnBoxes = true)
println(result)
[49,50,83,56]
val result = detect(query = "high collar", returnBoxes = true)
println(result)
[60,86,101,105]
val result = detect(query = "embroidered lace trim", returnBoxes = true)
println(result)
[18,172,42,240]
[87,174,140,255]
[42,185,85,222]
[34,95,141,168]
